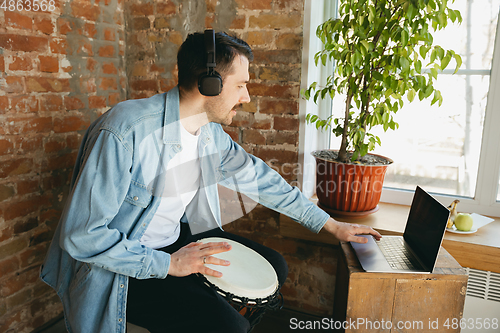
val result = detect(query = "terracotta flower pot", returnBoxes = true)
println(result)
[313,150,393,218]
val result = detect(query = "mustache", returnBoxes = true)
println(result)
[232,104,243,110]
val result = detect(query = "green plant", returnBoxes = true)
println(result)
[303,0,463,163]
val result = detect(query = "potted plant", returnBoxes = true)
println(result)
[303,0,463,217]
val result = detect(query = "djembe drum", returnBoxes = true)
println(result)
[197,237,283,330]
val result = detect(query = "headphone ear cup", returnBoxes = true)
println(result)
[198,71,223,96]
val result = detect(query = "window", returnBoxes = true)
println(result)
[300,0,500,217]
[498,166,500,201]
[298,0,337,198]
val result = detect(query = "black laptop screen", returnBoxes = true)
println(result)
[403,186,451,272]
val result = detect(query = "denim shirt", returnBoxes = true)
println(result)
[40,87,330,333]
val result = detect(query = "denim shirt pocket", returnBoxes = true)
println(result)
[69,261,92,294]
[124,180,153,208]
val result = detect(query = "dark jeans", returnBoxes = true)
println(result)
[126,223,288,333]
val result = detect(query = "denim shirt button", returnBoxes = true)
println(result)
[120,284,124,288]
[133,196,139,201]
[118,318,123,322]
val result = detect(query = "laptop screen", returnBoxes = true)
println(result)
[403,186,451,272]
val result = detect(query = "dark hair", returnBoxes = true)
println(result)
[177,31,253,92]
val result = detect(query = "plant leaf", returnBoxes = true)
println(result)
[407,88,416,102]
[372,71,384,81]
[441,54,451,70]
[454,54,462,74]
[419,45,429,59]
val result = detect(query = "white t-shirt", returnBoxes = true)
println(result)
[140,124,200,249]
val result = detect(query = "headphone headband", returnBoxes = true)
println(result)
[204,30,216,69]
[198,29,223,96]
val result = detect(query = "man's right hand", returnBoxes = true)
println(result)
[168,241,232,277]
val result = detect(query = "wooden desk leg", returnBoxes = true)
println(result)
[333,246,348,330]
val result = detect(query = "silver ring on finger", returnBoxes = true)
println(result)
[203,256,207,264]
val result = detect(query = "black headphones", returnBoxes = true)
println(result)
[198,29,223,96]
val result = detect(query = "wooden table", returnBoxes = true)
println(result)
[280,201,500,273]
[332,241,468,333]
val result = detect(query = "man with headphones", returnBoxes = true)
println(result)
[40,30,380,333]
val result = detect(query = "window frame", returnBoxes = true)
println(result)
[298,0,336,199]
[299,0,500,217]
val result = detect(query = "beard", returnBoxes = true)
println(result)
[204,96,241,126]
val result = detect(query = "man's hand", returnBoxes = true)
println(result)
[322,218,381,243]
[168,241,232,277]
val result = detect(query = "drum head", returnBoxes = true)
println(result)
[198,237,279,300]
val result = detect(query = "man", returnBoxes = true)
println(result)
[40,31,380,333]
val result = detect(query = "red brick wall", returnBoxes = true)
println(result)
[0,0,126,331]
[0,0,337,331]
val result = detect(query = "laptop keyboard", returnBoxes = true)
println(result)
[375,237,420,270]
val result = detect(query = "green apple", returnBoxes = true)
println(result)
[454,213,474,231]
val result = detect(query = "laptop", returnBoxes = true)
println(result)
[350,186,450,274]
